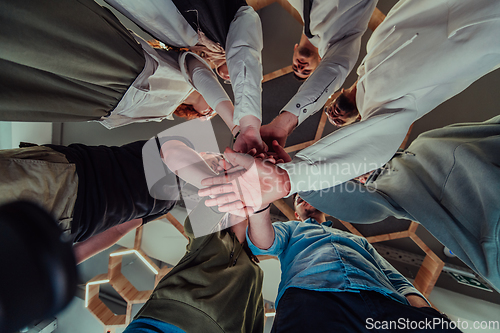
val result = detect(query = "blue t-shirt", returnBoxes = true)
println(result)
[247,218,426,307]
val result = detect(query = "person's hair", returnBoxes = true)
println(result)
[146,39,187,52]
[146,39,163,49]
[336,93,358,117]
[292,72,307,82]
[292,193,299,210]
[173,103,204,120]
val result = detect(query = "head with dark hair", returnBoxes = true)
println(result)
[292,194,326,222]
[324,89,360,127]
[292,36,321,79]
[292,72,307,82]
[292,193,299,209]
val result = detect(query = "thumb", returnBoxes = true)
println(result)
[272,140,292,163]
[224,147,255,169]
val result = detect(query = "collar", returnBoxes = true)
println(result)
[304,218,333,227]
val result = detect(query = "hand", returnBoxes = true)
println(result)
[251,140,292,165]
[405,294,430,308]
[198,147,291,214]
[233,125,267,154]
[260,111,298,151]
[270,140,292,163]
[260,123,288,150]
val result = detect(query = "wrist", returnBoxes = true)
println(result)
[231,125,240,136]
[274,111,298,135]
[239,115,261,131]
[254,204,271,214]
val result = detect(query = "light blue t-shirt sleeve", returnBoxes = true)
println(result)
[246,221,292,256]
[123,317,186,333]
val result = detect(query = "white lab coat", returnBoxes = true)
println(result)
[283,0,377,124]
[280,0,500,194]
[104,0,263,125]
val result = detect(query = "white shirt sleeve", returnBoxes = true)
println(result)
[103,0,199,47]
[283,32,363,125]
[225,6,264,125]
[180,52,231,110]
[278,97,418,195]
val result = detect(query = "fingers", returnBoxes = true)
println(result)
[247,148,257,156]
[200,167,246,186]
[272,140,292,163]
[198,183,235,196]
[262,141,269,153]
[221,204,255,216]
[204,192,242,207]
[223,147,256,169]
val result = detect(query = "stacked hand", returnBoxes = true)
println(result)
[198,141,292,216]
[233,124,267,154]
[260,111,298,153]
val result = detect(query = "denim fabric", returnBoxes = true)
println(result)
[300,116,500,292]
[247,219,425,307]
[124,317,185,333]
[271,288,461,333]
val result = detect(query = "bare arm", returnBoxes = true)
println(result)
[260,111,298,150]
[247,206,274,250]
[161,140,220,188]
[73,218,143,264]
[405,294,431,308]
[228,214,248,244]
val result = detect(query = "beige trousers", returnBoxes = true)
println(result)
[0,146,78,235]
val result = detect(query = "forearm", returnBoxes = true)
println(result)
[405,294,430,308]
[214,100,239,135]
[229,215,248,244]
[247,207,274,250]
[161,140,218,188]
[260,111,298,150]
[73,219,142,264]
[271,111,298,136]
[239,115,261,132]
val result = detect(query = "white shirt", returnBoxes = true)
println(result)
[99,38,229,129]
[283,0,377,124]
[103,0,263,125]
[279,0,500,194]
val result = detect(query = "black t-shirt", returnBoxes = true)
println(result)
[169,0,247,48]
[47,140,183,242]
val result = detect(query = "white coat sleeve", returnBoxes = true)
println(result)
[225,6,263,125]
[278,96,418,195]
[283,32,363,125]
[183,53,231,110]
